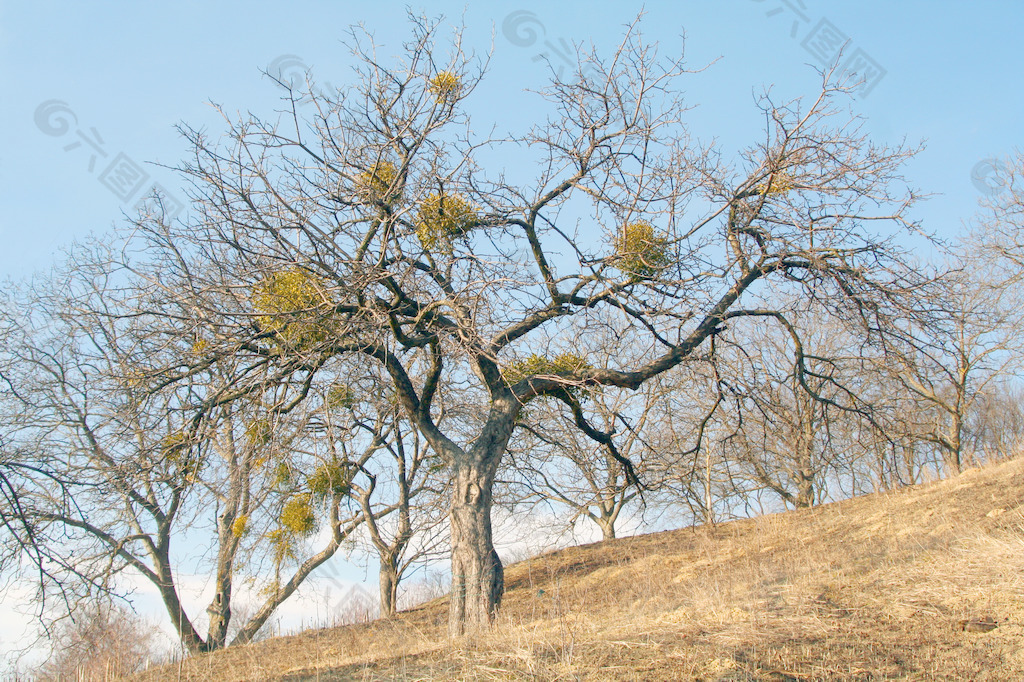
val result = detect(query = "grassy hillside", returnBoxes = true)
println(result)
[137,458,1024,681]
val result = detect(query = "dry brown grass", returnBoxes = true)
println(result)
[136,457,1024,681]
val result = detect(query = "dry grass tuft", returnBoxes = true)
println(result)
[136,456,1024,681]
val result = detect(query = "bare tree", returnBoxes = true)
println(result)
[962,384,1024,460]
[35,601,159,682]
[713,317,871,509]
[352,397,450,617]
[99,15,929,634]
[504,359,671,542]
[886,262,1021,474]
[506,402,642,542]
[0,252,406,654]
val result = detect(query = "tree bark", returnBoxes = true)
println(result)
[379,555,399,618]
[448,456,503,635]
[794,468,814,508]
[204,506,243,650]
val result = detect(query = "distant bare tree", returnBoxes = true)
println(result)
[36,601,159,682]
[887,262,1021,474]
[506,385,660,542]
[353,396,450,617]
[962,384,1024,461]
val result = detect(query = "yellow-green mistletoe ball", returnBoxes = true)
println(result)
[281,497,316,535]
[325,383,356,411]
[356,160,401,205]
[415,192,478,249]
[613,220,671,277]
[245,417,273,446]
[502,352,591,385]
[159,431,188,459]
[754,171,796,196]
[272,461,294,488]
[308,460,352,499]
[428,71,461,102]
[502,352,594,403]
[251,267,334,349]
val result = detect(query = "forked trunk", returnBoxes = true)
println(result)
[597,517,617,541]
[448,458,503,635]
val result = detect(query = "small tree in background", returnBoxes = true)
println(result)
[36,601,159,682]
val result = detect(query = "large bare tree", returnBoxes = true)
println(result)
[105,16,929,633]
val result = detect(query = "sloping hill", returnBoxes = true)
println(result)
[138,458,1024,681]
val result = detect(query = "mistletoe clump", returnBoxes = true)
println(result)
[308,460,352,499]
[428,70,461,102]
[266,529,297,568]
[231,515,248,538]
[245,417,273,446]
[502,352,594,400]
[159,431,202,483]
[415,192,478,250]
[754,170,797,196]
[356,160,402,206]
[612,220,671,277]
[190,337,209,356]
[272,461,294,488]
[280,497,316,536]
[159,431,189,458]
[325,383,356,411]
[251,267,335,349]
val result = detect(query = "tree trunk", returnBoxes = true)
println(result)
[595,499,619,540]
[794,467,814,508]
[205,512,241,651]
[947,412,964,474]
[448,456,503,635]
[154,563,208,655]
[379,556,399,618]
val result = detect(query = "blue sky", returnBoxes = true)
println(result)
[1,1,1022,278]
[1,0,1022,664]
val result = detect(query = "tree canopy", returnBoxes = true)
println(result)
[1,13,940,641]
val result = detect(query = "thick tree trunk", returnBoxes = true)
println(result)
[794,467,814,508]
[154,563,208,655]
[448,457,503,635]
[379,556,399,618]
[946,414,964,474]
[204,582,231,651]
[597,517,617,541]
